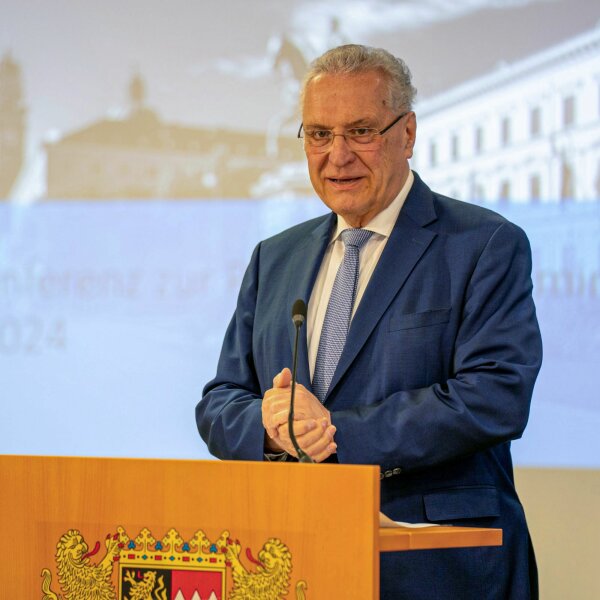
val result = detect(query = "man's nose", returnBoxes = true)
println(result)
[327,134,356,166]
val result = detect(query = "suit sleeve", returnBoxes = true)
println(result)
[332,221,543,472]
[195,243,266,461]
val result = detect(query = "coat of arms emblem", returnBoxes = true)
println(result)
[41,526,308,600]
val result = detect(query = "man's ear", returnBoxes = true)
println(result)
[404,112,417,158]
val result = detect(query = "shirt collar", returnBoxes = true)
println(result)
[333,170,414,241]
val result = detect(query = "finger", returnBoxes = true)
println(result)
[284,423,332,458]
[264,394,293,417]
[272,371,282,388]
[262,392,291,431]
[298,422,335,450]
[292,388,331,420]
[300,424,337,462]
[264,396,303,440]
[263,387,291,405]
[272,367,292,389]
[310,442,338,463]
[266,423,302,455]
[265,406,292,437]
[263,405,288,439]
[276,418,318,441]
[270,407,295,430]
[275,422,320,457]
[266,395,317,423]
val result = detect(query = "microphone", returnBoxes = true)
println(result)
[289,299,314,463]
[292,299,306,328]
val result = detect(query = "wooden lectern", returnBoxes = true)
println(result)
[0,455,500,599]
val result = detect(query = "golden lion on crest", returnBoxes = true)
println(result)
[225,537,307,600]
[41,529,124,600]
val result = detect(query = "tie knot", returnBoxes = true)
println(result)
[341,228,373,250]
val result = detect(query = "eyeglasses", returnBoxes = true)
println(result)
[298,111,410,153]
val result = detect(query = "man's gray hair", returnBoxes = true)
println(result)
[301,44,417,112]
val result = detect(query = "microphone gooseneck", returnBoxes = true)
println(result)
[289,299,314,463]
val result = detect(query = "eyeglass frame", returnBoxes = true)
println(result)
[297,110,410,151]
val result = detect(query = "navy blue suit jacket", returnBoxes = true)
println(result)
[197,172,542,599]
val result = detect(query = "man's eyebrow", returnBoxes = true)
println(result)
[304,118,375,129]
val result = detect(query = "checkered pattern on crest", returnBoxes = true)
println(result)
[312,228,373,402]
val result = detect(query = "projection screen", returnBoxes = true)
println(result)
[1,0,599,468]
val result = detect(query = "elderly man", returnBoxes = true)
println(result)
[197,45,542,599]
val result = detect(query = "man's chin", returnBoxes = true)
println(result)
[323,187,367,206]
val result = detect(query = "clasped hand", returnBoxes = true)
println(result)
[262,368,337,462]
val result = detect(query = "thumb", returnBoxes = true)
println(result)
[273,367,292,388]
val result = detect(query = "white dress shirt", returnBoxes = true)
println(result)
[307,170,414,380]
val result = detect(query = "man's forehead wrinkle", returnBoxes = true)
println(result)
[303,101,384,129]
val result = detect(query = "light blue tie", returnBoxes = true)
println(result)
[313,228,373,402]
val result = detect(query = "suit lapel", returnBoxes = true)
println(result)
[286,213,336,388]
[325,174,438,401]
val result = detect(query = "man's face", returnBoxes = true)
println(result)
[301,70,415,228]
